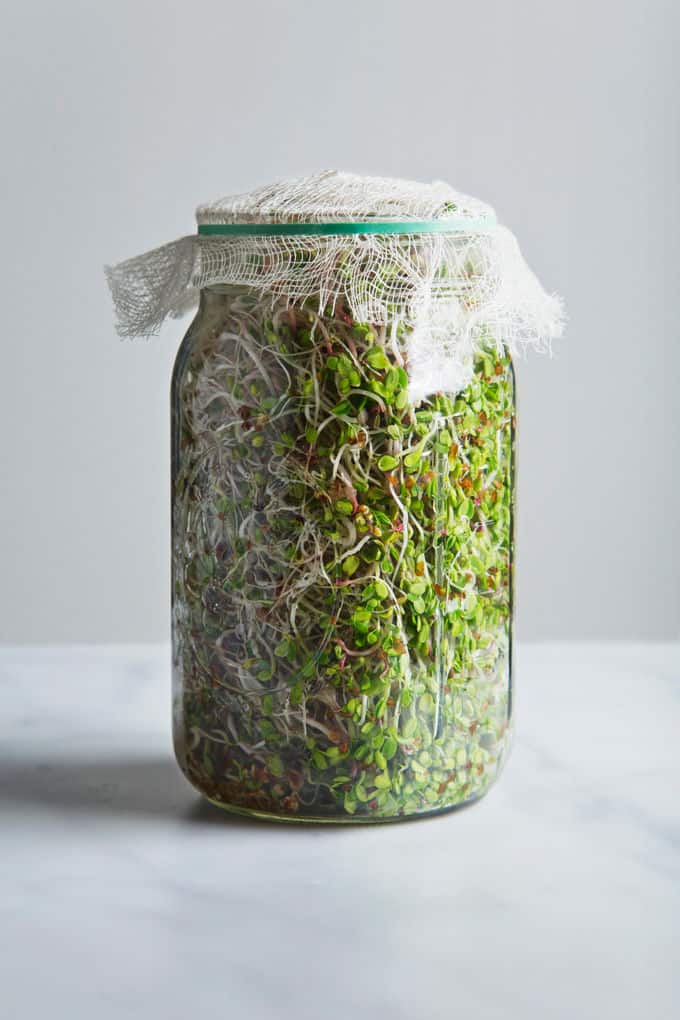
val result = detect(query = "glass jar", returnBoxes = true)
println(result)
[171,283,516,822]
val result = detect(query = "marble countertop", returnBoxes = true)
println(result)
[1,643,678,1019]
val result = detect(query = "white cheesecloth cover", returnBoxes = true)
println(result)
[106,170,564,400]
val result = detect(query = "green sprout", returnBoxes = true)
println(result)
[171,285,515,821]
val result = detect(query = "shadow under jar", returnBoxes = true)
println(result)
[171,284,516,822]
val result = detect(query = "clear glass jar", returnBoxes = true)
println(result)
[171,284,516,822]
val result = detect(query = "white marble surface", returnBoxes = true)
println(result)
[1,643,678,1020]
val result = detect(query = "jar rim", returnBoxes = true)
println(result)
[196,216,497,238]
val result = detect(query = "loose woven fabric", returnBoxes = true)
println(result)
[106,170,563,400]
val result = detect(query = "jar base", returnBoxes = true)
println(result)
[199,790,487,825]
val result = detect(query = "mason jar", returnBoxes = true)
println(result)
[171,282,516,822]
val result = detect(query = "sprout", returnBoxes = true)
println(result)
[172,285,515,821]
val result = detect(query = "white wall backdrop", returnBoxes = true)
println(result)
[1,0,678,643]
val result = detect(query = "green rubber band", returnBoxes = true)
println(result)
[197,215,496,238]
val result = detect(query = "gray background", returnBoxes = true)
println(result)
[1,0,677,644]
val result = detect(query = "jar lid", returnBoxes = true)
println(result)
[106,170,563,399]
[195,169,496,234]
